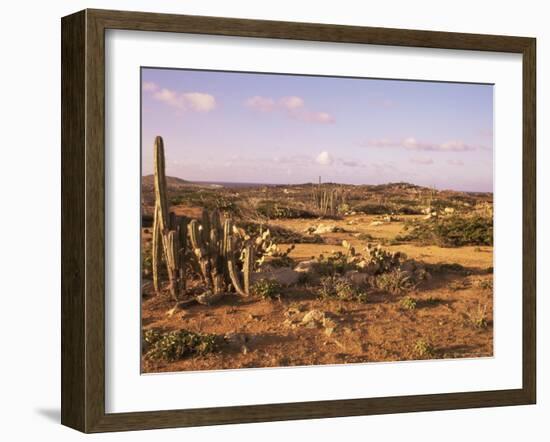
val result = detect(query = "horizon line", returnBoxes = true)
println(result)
[142,174,493,194]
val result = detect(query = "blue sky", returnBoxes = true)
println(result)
[141,68,493,192]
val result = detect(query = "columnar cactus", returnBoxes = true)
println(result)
[186,210,254,295]
[150,136,292,299]
[151,136,187,300]
[311,183,344,217]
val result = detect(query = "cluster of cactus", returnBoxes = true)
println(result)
[311,182,345,217]
[151,136,294,299]
[187,208,255,296]
[341,240,402,275]
[151,136,189,300]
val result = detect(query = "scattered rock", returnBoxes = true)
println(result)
[370,221,384,226]
[323,317,338,337]
[285,306,302,317]
[313,224,343,234]
[282,318,298,328]
[294,260,316,273]
[302,309,326,327]
[444,207,455,214]
[252,267,300,286]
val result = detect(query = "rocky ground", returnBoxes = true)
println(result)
[141,213,493,373]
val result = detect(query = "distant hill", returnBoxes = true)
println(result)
[142,174,190,189]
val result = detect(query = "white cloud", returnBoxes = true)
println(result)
[365,137,480,152]
[409,156,434,165]
[279,96,305,110]
[142,81,159,92]
[297,111,335,124]
[182,92,217,112]
[153,88,183,108]
[316,151,334,166]
[245,95,334,124]
[245,96,276,112]
[145,84,217,113]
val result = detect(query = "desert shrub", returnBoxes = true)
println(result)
[143,329,217,361]
[317,276,368,303]
[463,303,489,329]
[266,256,296,268]
[375,269,416,294]
[256,200,317,219]
[396,205,423,215]
[429,262,468,274]
[354,203,392,215]
[238,221,323,244]
[170,190,238,213]
[400,296,417,310]
[356,233,375,241]
[397,216,493,247]
[313,252,351,276]
[476,278,493,290]
[252,279,282,300]
[413,339,435,358]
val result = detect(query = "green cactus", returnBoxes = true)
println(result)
[149,136,292,299]
[151,203,163,295]
[150,136,187,300]
[311,182,344,217]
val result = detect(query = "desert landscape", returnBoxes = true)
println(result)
[141,137,493,373]
[140,67,493,373]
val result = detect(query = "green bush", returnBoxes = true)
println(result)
[256,200,317,219]
[144,329,217,361]
[400,296,417,310]
[397,216,493,247]
[376,269,416,294]
[317,276,368,303]
[252,278,282,300]
[354,203,392,215]
[413,339,434,358]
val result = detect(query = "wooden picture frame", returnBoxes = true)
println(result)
[61,8,536,433]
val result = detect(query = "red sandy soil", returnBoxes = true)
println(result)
[141,214,493,373]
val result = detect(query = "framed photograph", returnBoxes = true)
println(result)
[61,9,536,433]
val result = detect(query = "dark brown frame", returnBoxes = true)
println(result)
[61,8,536,433]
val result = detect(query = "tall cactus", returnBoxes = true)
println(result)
[149,136,292,299]
[311,183,343,217]
[151,203,163,294]
[188,210,253,295]
[151,136,187,300]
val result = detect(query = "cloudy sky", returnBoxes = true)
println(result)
[141,68,493,192]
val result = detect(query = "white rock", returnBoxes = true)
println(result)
[314,224,338,234]
[252,267,300,286]
[302,309,326,326]
[294,260,317,273]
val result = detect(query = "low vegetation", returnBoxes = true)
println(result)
[397,216,493,247]
[141,136,494,370]
[317,276,369,303]
[143,329,218,361]
[252,278,283,300]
